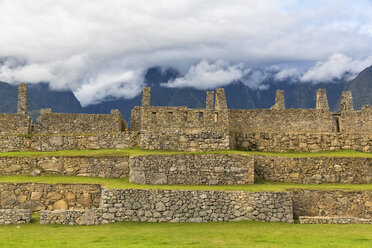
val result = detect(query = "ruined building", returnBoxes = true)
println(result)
[0,83,371,152]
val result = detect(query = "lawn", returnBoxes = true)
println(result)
[0,216,371,248]
[0,175,371,192]
[0,147,371,158]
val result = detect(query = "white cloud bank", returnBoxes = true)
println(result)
[162,60,248,89]
[0,0,372,105]
[300,53,372,83]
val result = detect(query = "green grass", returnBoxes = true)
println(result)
[0,175,371,192]
[0,216,371,248]
[0,147,370,158]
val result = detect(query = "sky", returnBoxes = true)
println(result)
[0,0,372,106]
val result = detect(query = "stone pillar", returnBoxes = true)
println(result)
[215,88,227,110]
[141,87,151,107]
[316,89,329,110]
[340,91,354,112]
[271,90,285,110]
[205,91,214,109]
[17,83,28,115]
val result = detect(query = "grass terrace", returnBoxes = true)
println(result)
[0,147,371,158]
[0,216,371,248]
[0,175,371,192]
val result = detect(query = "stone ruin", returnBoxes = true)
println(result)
[0,82,371,225]
[0,83,371,152]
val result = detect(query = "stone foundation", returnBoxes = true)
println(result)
[299,216,372,224]
[254,156,372,184]
[130,154,254,185]
[0,209,31,225]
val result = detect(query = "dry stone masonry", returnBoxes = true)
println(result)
[129,154,254,185]
[0,183,101,211]
[254,155,372,184]
[36,109,127,134]
[40,189,294,225]
[0,84,371,152]
[0,132,139,152]
[0,156,129,178]
[0,209,31,225]
[299,216,372,224]
[291,190,372,219]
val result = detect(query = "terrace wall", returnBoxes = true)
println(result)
[40,189,294,225]
[0,132,139,152]
[0,183,101,211]
[291,190,372,219]
[0,209,31,225]
[254,156,372,184]
[0,156,130,178]
[139,130,230,151]
[129,154,254,185]
[232,131,372,152]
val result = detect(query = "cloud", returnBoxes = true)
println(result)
[274,68,299,81]
[300,53,372,82]
[162,60,248,89]
[0,0,372,105]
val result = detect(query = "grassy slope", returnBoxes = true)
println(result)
[0,217,371,248]
[0,175,371,192]
[0,148,371,158]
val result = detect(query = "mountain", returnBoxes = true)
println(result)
[0,82,82,120]
[344,65,372,110]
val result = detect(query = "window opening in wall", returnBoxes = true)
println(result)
[152,112,156,115]
[333,117,340,132]
[214,112,218,123]
[183,112,188,121]
[199,112,203,121]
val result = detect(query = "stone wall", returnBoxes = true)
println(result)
[0,183,101,211]
[0,132,139,152]
[299,216,372,224]
[139,130,230,151]
[0,113,31,135]
[139,107,229,131]
[0,156,130,178]
[0,209,31,225]
[130,106,141,130]
[339,106,372,133]
[229,109,334,133]
[232,131,372,152]
[254,156,372,184]
[40,189,294,225]
[291,190,372,219]
[40,209,103,225]
[129,154,254,185]
[36,109,127,134]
